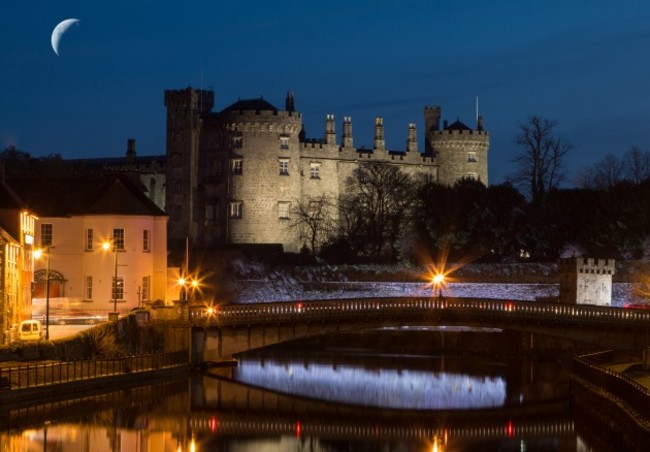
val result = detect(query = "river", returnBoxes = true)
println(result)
[0,327,636,451]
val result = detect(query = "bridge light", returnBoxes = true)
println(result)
[209,416,218,432]
[296,302,304,313]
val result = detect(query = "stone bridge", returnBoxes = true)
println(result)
[188,297,650,364]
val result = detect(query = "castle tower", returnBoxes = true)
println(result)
[220,97,303,252]
[373,117,385,151]
[325,114,336,145]
[558,257,615,306]
[427,108,489,185]
[406,123,418,153]
[342,116,353,149]
[163,87,214,247]
[424,106,441,153]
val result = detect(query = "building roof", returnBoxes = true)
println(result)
[8,174,166,218]
[445,119,472,131]
[221,97,279,113]
[0,180,27,210]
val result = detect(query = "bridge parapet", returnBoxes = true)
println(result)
[190,297,650,328]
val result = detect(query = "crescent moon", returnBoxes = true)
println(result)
[51,18,80,56]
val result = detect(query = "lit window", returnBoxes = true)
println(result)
[229,201,243,219]
[468,152,477,162]
[231,159,243,175]
[142,276,151,301]
[143,229,151,252]
[113,228,125,251]
[84,276,93,300]
[278,201,290,219]
[85,229,94,251]
[310,163,321,179]
[112,276,124,300]
[279,159,290,176]
[279,136,290,150]
[41,224,53,247]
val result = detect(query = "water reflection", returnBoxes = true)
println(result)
[233,356,507,409]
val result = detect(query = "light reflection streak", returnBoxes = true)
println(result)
[233,358,507,410]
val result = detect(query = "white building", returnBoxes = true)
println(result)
[12,175,169,317]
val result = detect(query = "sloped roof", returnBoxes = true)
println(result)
[8,174,166,218]
[445,119,471,131]
[0,180,27,210]
[221,98,279,113]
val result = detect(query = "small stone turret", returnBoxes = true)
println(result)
[406,123,417,153]
[325,114,336,145]
[342,116,353,149]
[558,257,615,306]
[374,117,385,151]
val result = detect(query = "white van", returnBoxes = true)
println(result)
[18,320,43,341]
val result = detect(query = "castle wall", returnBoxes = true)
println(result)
[430,129,489,185]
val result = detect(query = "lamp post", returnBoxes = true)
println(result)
[103,241,119,320]
[432,273,445,299]
[34,247,51,340]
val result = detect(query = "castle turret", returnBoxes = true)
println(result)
[342,116,353,149]
[373,117,385,151]
[325,114,336,145]
[427,108,489,186]
[406,123,417,153]
[424,106,441,154]
[558,257,615,306]
[285,91,295,112]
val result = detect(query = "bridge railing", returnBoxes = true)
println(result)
[574,350,650,420]
[189,297,650,326]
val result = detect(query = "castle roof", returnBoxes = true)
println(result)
[445,119,471,131]
[221,98,279,113]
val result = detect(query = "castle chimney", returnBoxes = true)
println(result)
[342,116,353,148]
[285,91,295,112]
[325,114,336,145]
[126,138,136,162]
[406,123,418,153]
[477,115,484,131]
[373,117,385,151]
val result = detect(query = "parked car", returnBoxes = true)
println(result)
[18,320,43,341]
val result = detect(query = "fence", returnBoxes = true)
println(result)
[0,350,188,391]
[573,350,650,421]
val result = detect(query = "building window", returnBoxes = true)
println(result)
[310,163,321,179]
[112,276,124,301]
[85,229,93,251]
[233,136,243,149]
[279,135,289,150]
[278,201,290,220]
[231,159,243,175]
[467,152,477,162]
[279,159,290,176]
[41,223,53,247]
[84,276,93,300]
[467,172,478,180]
[142,276,151,301]
[229,201,243,219]
[143,229,151,252]
[113,228,125,251]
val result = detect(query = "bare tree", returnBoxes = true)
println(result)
[622,146,650,184]
[512,116,571,201]
[288,194,336,256]
[592,154,625,189]
[340,162,415,259]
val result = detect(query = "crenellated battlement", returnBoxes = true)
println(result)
[559,257,616,275]
[164,88,214,112]
[430,129,489,138]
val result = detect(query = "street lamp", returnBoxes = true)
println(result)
[102,241,119,319]
[33,247,51,340]
[432,273,445,298]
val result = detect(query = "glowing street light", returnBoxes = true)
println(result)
[102,240,120,319]
[33,247,51,340]
[432,273,445,298]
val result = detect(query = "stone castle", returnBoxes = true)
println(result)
[164,87,489,253]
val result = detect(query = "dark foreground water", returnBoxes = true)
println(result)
[0,328,639,451]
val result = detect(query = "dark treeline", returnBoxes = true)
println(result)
[324,167,650,265]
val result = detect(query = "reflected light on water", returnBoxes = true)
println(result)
[234,358,507,409]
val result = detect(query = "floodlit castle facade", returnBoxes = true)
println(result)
[164,88,489,253]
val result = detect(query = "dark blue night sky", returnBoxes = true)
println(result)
[3,0,650,184]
